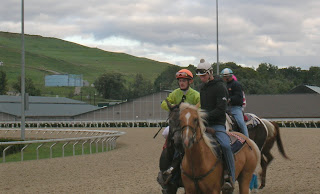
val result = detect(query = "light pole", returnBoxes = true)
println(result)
[216,0,220,75]
[21,0,26,140]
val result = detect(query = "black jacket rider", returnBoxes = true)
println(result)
[200,75,228,126]
[226,79,244,107]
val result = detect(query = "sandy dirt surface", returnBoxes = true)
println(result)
[0,127,320,194]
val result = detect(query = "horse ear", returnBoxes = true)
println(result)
[195,102,200,109]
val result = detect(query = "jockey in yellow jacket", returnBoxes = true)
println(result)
[161,69,200,138]
[161,86,200,111]
[157,69,200,194]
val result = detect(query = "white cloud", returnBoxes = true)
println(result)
[0,0,319,69]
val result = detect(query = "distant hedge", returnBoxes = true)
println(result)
[0,139,25,157]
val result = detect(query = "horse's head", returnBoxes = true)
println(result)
[179,102,206,149]
[165,100,184,151]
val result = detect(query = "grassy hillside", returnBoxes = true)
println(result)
[0,31,173,97]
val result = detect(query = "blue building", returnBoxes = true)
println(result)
[45,74,83,87]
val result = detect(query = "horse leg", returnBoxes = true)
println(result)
[237,175,251,194]
[259,154,267,189]
[260,149,274,189]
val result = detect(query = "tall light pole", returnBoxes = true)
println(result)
[216,0,220,75]
[21,0,26,140]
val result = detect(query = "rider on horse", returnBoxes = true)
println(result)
[221,68,249,137]
[196,59,235,192]
[158,69,200,193]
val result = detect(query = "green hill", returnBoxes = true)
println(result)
[0,31,173,97]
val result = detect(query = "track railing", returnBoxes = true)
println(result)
[0,128,125,163]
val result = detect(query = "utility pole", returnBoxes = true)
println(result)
[216,0,220,75]
[21,0,26,140]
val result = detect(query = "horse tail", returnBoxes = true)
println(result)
[272,122,290,160]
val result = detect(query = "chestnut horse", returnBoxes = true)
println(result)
[179,103,260,194]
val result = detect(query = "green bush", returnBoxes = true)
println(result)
[0,139,25,157]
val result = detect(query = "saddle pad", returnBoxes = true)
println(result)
[211,132,246,158]
[228,132,246,154]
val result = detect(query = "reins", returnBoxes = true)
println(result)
[153,117,169,139]
[181,158,220,193]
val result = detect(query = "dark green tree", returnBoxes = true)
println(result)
[129,73,153,99]
[256,63,279,79]
[153,65,181,91]
[94,72,127,100]
[12,76,41,96]
[279,66,303,86]
[0,70,8,94]
[307,66,320,86]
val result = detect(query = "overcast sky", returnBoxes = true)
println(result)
[1,0,319,70]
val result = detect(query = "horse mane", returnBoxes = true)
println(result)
[179,103,215,153]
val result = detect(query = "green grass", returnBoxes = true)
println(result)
[0,31,173,93]
[0,141,112,163]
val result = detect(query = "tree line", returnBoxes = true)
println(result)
[1,62,319,100]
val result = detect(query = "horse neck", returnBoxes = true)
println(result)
[183,130,217,171]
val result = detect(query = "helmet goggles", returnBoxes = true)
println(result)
[176,71,193,79]
[196,69,209,76]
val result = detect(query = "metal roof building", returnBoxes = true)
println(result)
[1,90,320,125]
[289,85,320,94]
[0,95,100,121]
[245,94,320,122]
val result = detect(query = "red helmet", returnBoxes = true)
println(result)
[176,69,193,80]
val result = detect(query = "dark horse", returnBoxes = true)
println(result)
[226,113,289,189]
[259,118,289,189]
[157,101,184,194]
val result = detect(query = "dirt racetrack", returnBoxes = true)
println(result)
[0,127,320,194]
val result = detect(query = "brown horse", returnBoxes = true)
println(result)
[179,103,261,194]
[226,113,289,189]
[259,119,289,189]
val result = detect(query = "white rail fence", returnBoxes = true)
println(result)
[0,119,319,129]
[0,128,125,163]
[0,120,167,128]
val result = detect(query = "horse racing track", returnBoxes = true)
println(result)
[0,127,319,193]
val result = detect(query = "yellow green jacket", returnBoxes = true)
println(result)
[161,87,200,111]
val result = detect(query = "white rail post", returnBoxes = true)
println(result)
[50,142,57,158]
[82,140,88,155]
[62,142,69,157]
[73,141,79,156]
[21,144,29,161]
[36,143,44,160]
[2,145,12,163]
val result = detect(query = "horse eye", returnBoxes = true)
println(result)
[194,118,198,123]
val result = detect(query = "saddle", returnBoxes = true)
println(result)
[206,127,246,157]
[227,112,260,131]
[244,113,261,130]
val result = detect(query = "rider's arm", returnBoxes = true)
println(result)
[161,90,178,111]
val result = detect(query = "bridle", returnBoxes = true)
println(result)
[180,121,202,146]
[180,115,220,193]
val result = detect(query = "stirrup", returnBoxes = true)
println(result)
[221,176,234,193]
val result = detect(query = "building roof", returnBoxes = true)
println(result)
[0,95,100,117]
[245,94,320,119]
[289,85,320,94]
